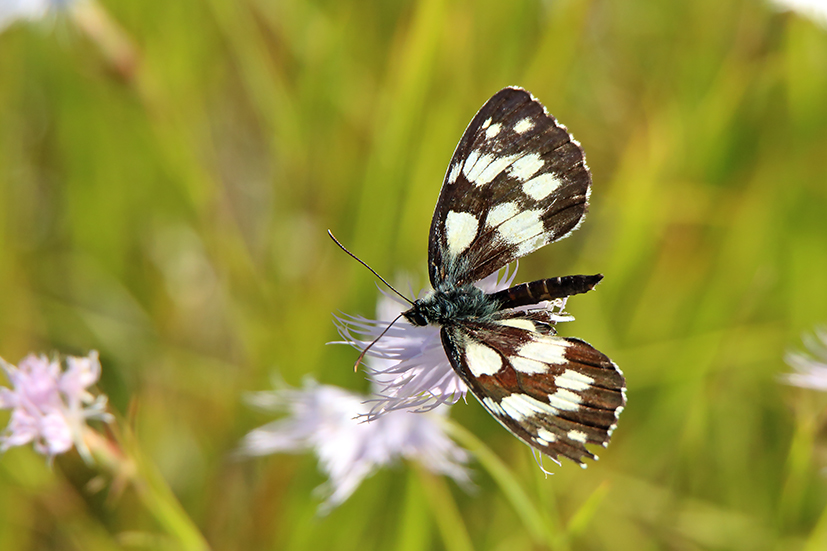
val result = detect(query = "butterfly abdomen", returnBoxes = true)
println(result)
[402,283,502,327]
[489,274,604,310]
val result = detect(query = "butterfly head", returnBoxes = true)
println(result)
[401,304,429,327]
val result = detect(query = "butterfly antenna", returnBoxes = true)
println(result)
[327,230,414,305]
[352,313,404,372]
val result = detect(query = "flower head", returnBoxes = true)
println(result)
[239,378,470,514]
[0,0,76,31]
[334,269,517,418]
[0,351,112,460]
[239,265,583,511]
[784,327,827,390]
[770,0,827,28]
[335,265,573,419]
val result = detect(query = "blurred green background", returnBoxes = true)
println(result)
[1,0,827,549]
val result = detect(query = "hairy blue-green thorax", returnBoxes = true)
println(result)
[402,283,502,327]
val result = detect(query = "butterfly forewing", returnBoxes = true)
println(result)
[428,87,592,288]
[441,320,625,465]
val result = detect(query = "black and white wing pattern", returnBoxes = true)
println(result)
[442,321,624,466]
[396,86,625,467]
[428,87,591,287]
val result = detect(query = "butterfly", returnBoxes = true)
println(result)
[336,87,626,467]
[394,87,627,467]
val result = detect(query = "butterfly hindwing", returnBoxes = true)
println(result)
[441,319,625,465]
[428,87,592,288]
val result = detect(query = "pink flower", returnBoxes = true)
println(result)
[335,265,573,419]
[0,351,111,459]
[784,327,827,390]
[770,0,827,28]
[240,265,582,511]
[239,378,470,514]
[0,0,76,32]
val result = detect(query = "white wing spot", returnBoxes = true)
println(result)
[522,173,562,201]
[483,397,505,416]
[511,356,548,374]
[498,209,544,245]
[567,429,587,443]
[462,149,482,179]
[536,428,558,443]
[447,163,462,185]
[556,369,594,392]
[486,202,519,228]
[516,232,549,256]
[549,388,582,411]
[465,153,494,183]
[485,122,502,139]
[508,153,544,182]
[499,395,530,422]
[518,339,568,366]
[514,117,534,134]
[445,211,479,256]
[465,341,502,377]
[470,154,519,187]
[481,117,492,130]
[499,318,535,331]
[500,393,558,422]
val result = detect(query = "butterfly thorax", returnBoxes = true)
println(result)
[402,283,501,327]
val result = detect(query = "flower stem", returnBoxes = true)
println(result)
[89,427,211,551]
[416,466,474,551]
[443,419,556,547]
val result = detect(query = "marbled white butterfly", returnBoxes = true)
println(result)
[351,87,626,466]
